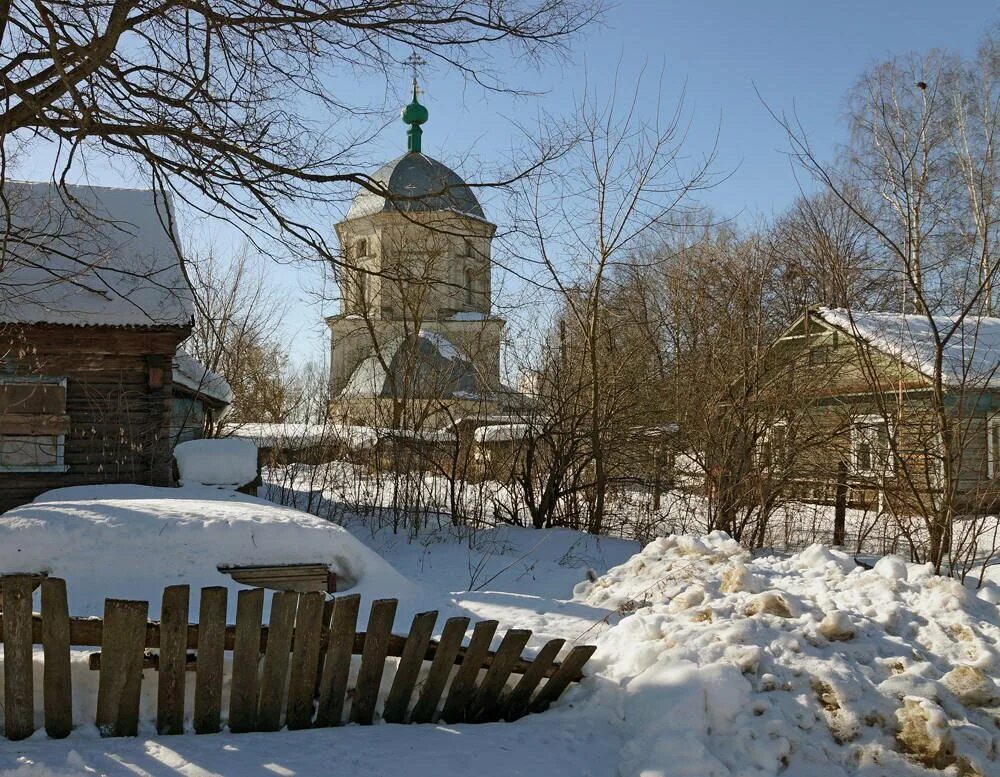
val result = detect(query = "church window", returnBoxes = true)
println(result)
[355,238,368,259]
[464,268,474,305]
[463,239,474,258]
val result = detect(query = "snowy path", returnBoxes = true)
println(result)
[0,710,618,777]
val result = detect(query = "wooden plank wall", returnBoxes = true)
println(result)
[0,324,189,513]
[0,576,595,739]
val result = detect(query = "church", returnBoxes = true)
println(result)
[327,80,518,430]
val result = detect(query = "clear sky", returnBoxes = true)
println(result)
[16,1,997,365]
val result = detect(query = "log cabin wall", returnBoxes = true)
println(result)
[0,323,191,513]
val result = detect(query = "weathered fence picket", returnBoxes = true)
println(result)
[0,575,595,740]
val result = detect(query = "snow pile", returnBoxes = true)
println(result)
[575,533,1000,776]
[174,438,257,486]
[0,485,415,621]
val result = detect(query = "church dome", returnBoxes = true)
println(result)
[345,152,486,222]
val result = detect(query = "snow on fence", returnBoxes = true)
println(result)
[0,576,594,740]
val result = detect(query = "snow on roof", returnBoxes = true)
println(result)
[0,484,415,620]
[473,423,530,443]
[0,182,195,327]
[174,438,257,486]
[227,422,380,448]
[172,349,234,406]
[817,307,1000,388]
[341,330,477,399]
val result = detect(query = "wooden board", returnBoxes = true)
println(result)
[469,628,532,722]
[502,638,565,720]
[219,564,334,594]
[3,575,36,740]
[382,610,437,724]
[156,585,189,735]
[530,644,597,713]
[228,588,265,733]
[257,591,297,731]
[41,578,73,738]
[193,587,227,734]
[315,594,360,727]
[440,619,498,724]
[95,599,148,737]
[409,616,469,724]
[349,598,397,725]
[285,591,325,730]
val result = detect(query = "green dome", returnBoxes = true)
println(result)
[402,80,428,152]
[402,99,428,126]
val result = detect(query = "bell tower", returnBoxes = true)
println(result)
[326,76,511,427]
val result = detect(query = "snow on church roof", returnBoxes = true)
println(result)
[816,307,1000,388]
[346,152,486,222]
[0,182,195,328]
[341,330,479,399]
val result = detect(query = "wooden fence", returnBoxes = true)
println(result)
[0,575,595,740]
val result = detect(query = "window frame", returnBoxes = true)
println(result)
[988,411,1000,479]
[851,413,892,479]
[0,375,70,473]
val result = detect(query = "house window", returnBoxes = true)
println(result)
[759,421,788,468]
[852,416,890,478]
[0,377,69,473]
[809,345,832,365]
[988,413,1000,478]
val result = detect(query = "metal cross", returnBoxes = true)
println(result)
[403,51,427,90]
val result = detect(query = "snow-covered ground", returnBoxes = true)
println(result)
[1,487,999,776]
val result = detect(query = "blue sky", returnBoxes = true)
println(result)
[17,1,996,365]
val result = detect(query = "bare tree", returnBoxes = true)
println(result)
[509,75,717,534]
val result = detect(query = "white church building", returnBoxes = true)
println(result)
[326,81,519,430]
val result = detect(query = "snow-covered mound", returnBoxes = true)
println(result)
[574,533,1000,777]
[0,485,415,621]
[174,438,257,487]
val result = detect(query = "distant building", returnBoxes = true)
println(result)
[771,307,1000,516]
[0,182,200,511]
[327,81,520,429]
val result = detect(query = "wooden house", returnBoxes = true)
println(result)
[0,182,195,512]
[770,307,1000,517]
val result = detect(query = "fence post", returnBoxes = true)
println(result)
[350,598,397,725]
[3,575,36,741]
[157,585,190,735]
[194,587,228,734]
[95,599,148,737]
[41,578,73,738]
[229,588,265,733]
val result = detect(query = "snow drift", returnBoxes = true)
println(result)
[574,532,1000,776]
[0,485,415,621]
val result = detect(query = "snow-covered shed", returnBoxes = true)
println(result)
[0,182,196,512]
[171,349,233,443]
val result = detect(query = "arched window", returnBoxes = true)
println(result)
[463,238,474,258]
[464,268,474,305]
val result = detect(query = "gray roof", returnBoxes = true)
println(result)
[346,152,486,221]
[342,331,482,399]
[0,182,195,327]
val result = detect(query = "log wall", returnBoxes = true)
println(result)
[0,323,190,512]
